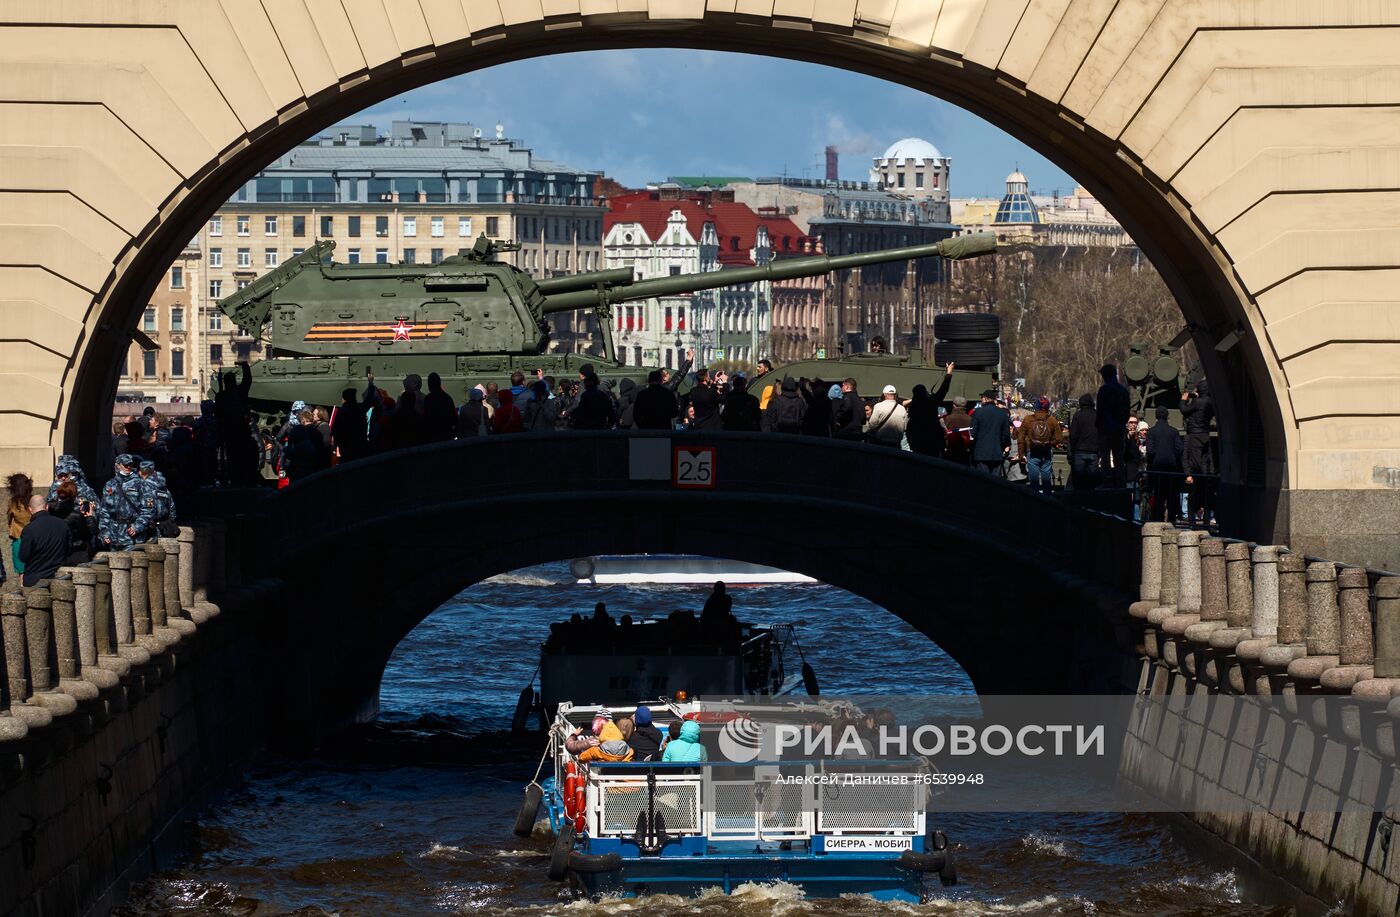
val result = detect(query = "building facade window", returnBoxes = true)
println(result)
[209,343,223,365]
[486,217,499,237]
[347,248,360,264]
[237,248,251,268]
[237,215,249,235]
[375,248,388,264]
[403,216,416,237]
[348,215,361,237]
[432,216,444,237]
[264,215,278,235]
[265,249,278,268]
[209,216,223,236]
[209,312,223,331]
[170,265,184,289]
[430,248,443,264]
[143,307,156,332]
[209,279,222,299]
[458,217,471,237]
[375,215,388,237]
[209,248,222,268]
[320,215,333,237]
[293,215,306,237]
[915,172,924,190]
[171,349,184,378]
[897,173,905,188]
[171,307,184,332]
[143,350,157,377]
[403,248,416,263]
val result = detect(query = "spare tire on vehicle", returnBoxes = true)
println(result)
[934,341,1000,369]
[933,313,1001,341]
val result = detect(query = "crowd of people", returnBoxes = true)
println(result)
[4,451,178,589]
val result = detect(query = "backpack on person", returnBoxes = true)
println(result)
[1027,414,1056,456]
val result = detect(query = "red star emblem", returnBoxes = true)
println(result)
[391,319,413,341]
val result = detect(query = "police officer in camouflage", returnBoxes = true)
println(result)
[45,454,99,506]
[97,454,154,550]
[138,460,177,535]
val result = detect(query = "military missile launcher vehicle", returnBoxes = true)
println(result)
[210,232,997,417]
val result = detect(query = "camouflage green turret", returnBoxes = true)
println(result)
[211,231,997,416]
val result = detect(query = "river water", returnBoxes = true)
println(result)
[119,565,1287,916]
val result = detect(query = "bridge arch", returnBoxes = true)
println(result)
[233,433,1139,740]
[3,5,1394,560]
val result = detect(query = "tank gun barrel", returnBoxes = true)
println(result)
[533,267,635,294]
[538,232,995,313]
[219,240,334,329]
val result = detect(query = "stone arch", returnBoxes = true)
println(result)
[3,4,1396,560]
[235,432,1138,740]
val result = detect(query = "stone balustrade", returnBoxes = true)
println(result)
[1137,523,1400,723]
[0,523,225,745]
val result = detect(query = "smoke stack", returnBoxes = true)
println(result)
[825,145,838,181]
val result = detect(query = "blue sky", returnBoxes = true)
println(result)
[341,49,1076,199]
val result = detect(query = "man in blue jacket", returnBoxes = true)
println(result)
[969,389,1011,475]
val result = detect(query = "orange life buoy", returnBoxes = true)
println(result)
[574,785,587,834]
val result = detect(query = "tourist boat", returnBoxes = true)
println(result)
[569,554,817,586]
[512,698,956,901]
[521,612,818,721]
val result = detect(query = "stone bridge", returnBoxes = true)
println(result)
[230,431,1141,732]
[4,3,1400,566]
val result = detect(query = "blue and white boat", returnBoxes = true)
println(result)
[513,698,956,901]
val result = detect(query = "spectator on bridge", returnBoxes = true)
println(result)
[763,377,807,434]
[1018,397,1064,495]
[1145,407,1184,523]
[509,370,529,403]
[483,381,500,411]
[458,387,490,438]
[865,385,908,448]
[569,375,616,430]
[970,390,1011,475]
[799,379,833,437]
[48,480,95,565]
[905,363,956,457]
[754,358,774,382]
[111,420,130,467]
[17,494,67,587]
[689,368,723,431]
[332,388,369,461]
[1068,394,1099,490]
[832,379,864,441]
[721,377,762,431]
[524,381,560,432]
[1181,380,1217,527]
[422,372,458,443]
[614,378,639,429]
[1095,363,1130,487]
[215,362,258,484]
[491,389,524,435]
[943,396,973,465]
[7,472,34,579]
[634,371,680,430]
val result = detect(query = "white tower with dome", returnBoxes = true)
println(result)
[869,138,951,219]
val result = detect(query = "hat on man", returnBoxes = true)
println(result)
[139,460,156,472]
[1038,396,1050,410]
[981,389,997,400]
[468,388,484,401]
[115,453,135,467]
[882,384,897,395]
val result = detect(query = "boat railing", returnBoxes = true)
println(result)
[575,758,929,843]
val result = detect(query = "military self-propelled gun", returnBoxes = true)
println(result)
[210,231,997,415]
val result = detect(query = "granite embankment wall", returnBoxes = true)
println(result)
[1125,523,1400,915]
[0,521,274,917]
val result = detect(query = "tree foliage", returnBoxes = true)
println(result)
[948,247,1187,400]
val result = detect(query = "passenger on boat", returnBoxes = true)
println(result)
[578,721,635,762]
[564,710,611,754]
[660,719,707,762]
[627,705,665,762]
[615,715,635,741]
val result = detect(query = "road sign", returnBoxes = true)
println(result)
[673,446,715,489]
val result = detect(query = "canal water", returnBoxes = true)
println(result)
[120,565,1286,916]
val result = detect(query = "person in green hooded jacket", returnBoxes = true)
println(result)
[661,720,707,762]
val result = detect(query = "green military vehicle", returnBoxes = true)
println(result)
[209,232,997,418]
